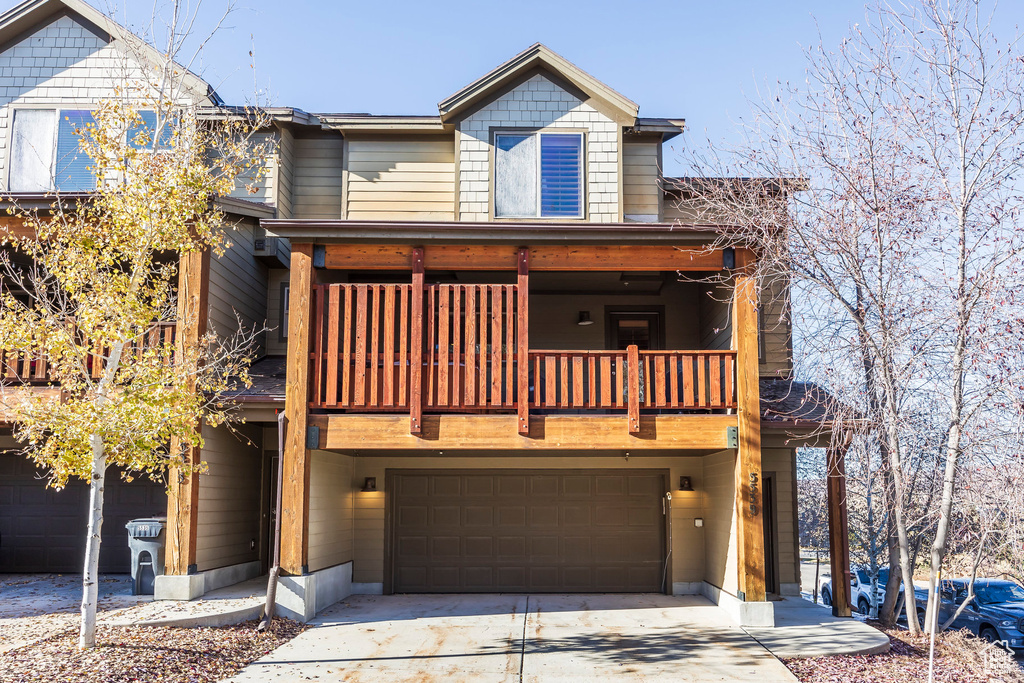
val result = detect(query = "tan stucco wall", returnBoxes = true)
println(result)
[308,450,355,573]
[701,450,739,595]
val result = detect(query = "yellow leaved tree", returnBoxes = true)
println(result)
[0,39,272,647]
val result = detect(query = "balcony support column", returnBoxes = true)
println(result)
[281,243,314,576]
[827,436,853,617]
[733,263,766,603]
[517,248,529,435]
[165,247,209,576]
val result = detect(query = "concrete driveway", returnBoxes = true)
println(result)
[229,593,797,682]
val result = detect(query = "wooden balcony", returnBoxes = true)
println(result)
[306,283,736,440]
[0,321,177,384]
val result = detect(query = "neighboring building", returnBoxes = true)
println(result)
[0,0,852,626]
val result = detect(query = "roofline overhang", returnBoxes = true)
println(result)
[628,118,686,141]
[261,219,728,245]
[198,106,320,127]
[317,115,453,134]
[0,192,275,219]
[438,43,639,124]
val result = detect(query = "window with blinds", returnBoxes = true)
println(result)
[495,131,583,218]
[9,109,96,192]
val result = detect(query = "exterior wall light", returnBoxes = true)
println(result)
[578,311,594,326]
[678,476,694,491]
[361,477,378,492]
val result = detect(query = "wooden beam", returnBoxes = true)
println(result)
[827,439,853,618]
[281,243,314,576]
[733,270,766,602]
[310,414,736,450]
[320,244,726,271]
[627,345,640,434]
[409,248,424,434]
[165,248,210,576]
[517,249,529,435]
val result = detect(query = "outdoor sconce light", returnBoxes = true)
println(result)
[361,477,378,492]
[679,476,694,491]
[577,311,594,326]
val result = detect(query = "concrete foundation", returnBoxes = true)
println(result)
[702,581,775,628]
[275,562,353,623]
[154,560,262,602]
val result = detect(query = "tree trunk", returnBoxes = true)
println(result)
[879,510,902,627]
[78,435,106,649]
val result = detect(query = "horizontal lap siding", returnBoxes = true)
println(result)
[308,450,354,572]
[761,277,793,378]
[292,134,344,219]
[623,141,660,221]
[346,137,455,220]
[208,217,268,354]
[276,127,294,218]
[700,282,732,351]
[226,131,277,205]
[196,424,263,571]
[265,269,288,356]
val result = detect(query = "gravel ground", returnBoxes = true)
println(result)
[0,619,305,683]
[784,624,1024,682]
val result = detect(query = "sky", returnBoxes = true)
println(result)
[72,0,1024,175]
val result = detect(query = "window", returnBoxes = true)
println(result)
[8,109,169,192]
[494,131,583,218]
[9,109,96,192]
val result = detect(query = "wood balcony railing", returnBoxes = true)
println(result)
[0,321,177,384]
[307,282,737,433]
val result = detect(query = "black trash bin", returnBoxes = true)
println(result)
[125,517,166,595]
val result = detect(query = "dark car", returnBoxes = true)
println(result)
[914,578,1024,650]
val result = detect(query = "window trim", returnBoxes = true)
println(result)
[489,127,587,221]
[7,105,170,192]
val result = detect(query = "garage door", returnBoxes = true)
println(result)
[0,454,167,573]
[388,470,667,593]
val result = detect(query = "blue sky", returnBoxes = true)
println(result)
[89,0,1024,175]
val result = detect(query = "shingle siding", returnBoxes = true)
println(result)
[457,74,620,222]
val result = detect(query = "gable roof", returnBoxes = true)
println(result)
[438,43,639,125]
[0,0,222,105]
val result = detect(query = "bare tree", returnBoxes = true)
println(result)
[677,0,1024,634]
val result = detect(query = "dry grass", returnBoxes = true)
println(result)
[784,623,1024,683]
[0,619,305,682]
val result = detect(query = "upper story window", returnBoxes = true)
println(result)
[9,109,96,192]
[8,109,168,193]
[495,131,583,218]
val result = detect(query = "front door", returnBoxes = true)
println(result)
[607,311,663,350]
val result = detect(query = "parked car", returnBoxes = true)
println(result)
[821,567,903,614]
[911,578,1024,650]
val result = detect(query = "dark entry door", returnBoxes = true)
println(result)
[607,311,663,350]
[762,473,778,594]
[388,469,667,593]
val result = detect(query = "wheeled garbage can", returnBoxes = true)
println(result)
[125,517,166,595]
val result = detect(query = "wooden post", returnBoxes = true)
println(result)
[165,248,209,576]
[409,248,424,435]
[281,243,314,576]
[517,249,529,435]
[827,437,853,617]
[627,345,640,434]
[733,265,766,602]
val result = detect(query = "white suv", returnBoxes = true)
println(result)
[821,567,900,614]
